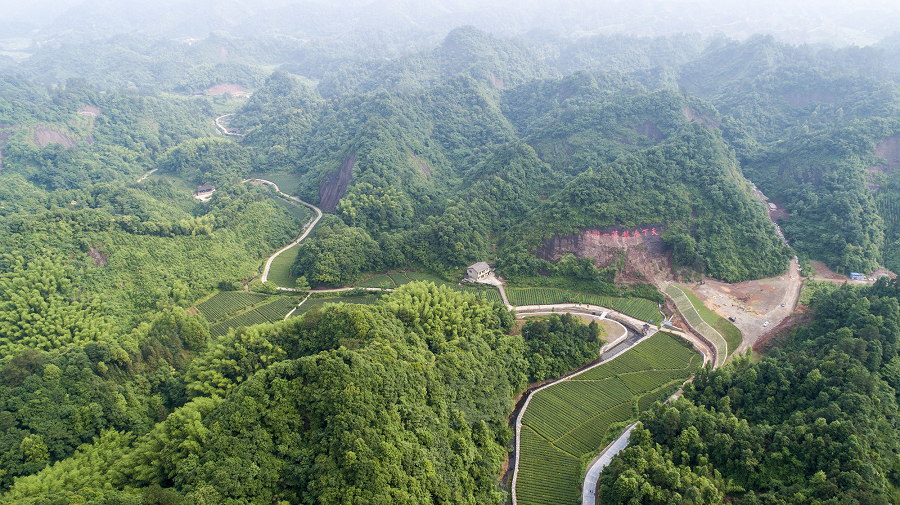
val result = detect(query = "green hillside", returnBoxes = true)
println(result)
[4,21,900,505]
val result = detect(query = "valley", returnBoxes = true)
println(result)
[3,16,900,505]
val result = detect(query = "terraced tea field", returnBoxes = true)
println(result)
[455,285,502,303]
[516,332,700,505]
[387,273,411,286]
[206,296,301,337]
[196,291,271,322]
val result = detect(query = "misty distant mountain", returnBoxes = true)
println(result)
[13,0,900,47]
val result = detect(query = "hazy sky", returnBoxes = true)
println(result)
[2,0,899,46]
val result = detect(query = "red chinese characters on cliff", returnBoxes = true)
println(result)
[585,227,660,240]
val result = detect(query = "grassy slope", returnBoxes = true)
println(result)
[679,285,742,356]
[267,242,300,288]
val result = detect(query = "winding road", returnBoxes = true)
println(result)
[582,422,637,504]
[245,179,323,285]
[241,182,719,505]
[215,113,243,136]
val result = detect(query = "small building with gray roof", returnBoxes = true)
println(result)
[466,262,491,281]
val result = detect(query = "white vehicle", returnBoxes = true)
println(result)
[763,321,769,327]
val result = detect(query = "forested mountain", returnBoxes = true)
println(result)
[599,279,900,504]
[3,19,900,505]
[226,34,789,286]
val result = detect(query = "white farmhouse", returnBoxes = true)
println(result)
[465,262,491,281]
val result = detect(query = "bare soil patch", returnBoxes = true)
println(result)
[867,135,900,191]
[0,131,10,170]
[768,204,790,222]
[318,153,355,212]
[535,224,672,286]
[871,267,897,280]
[635,120,664,143]
[207,84,249,97]
[874,135,900,170]
[694,276,784,317]
[683,107,721,130]
[807,261,890,285]
[78,105,101,117]
[412,154,432,177]
[33,127,79,148]
[753,310,813,354]
[489,72,505,88]
[811,260,846,281]
[599,319,622,338]
[87,247,109,267]
[683,258,802,353]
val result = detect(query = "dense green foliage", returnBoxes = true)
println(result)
[158,137,251,186]
[290,217,382,288]
[0,306,209,493]
[7,27,900,278]
[520,313,602,382]
[6,19,900,505]
[0,282,605,503]
[0,178,305,330]
[236,43,789,287]
[599,279,900,504]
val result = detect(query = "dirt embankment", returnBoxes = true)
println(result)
[207,84,250,97]
[753,309,813,354]
[87,246,109,267]
[33,127,83,148]
[867,135,900,191]
[78,105,101,117]
[683,107,721,130]
[535,224,672,285]
[635,120,665,143]
[809,261,893,284]
[318,153,355,212]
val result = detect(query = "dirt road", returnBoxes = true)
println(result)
[692,258,801,354]
[136,168,157,182]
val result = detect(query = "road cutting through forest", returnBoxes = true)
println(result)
[249,181,725,505]
[244,179,323,285]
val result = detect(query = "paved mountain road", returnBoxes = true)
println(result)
[244,179,323,285]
